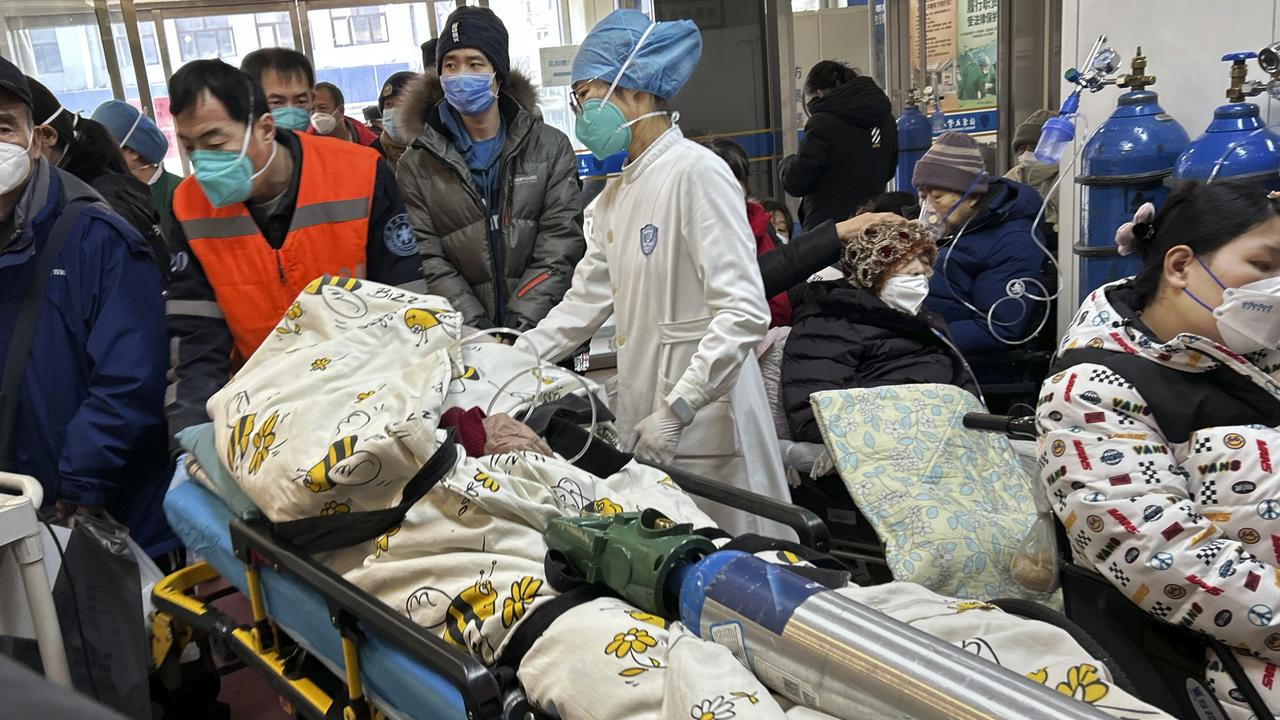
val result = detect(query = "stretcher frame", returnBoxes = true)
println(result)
[151,452,829,720]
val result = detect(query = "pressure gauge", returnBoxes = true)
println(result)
[1260,41,1280,75]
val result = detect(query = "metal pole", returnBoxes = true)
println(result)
[120,0,154,114]
[427,0,440,38]
[996,0,1015,173]
[149,10,189,176]
[93,0,127,100]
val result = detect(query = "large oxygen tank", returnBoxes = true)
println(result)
[1173,51,1280,189]
[674,551,1112,720]
[1075,51,1189,303]
[896,101,933,192]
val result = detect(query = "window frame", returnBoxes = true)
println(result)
[330,6,389,48]
[30,28,64,74]
[175,16,237,62]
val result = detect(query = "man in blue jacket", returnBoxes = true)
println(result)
[0,57,173,557]
[913,131,1051,357]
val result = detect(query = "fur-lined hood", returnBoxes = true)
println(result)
[399,67,541,142]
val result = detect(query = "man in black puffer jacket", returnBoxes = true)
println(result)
[781,61,897,231]
[783,217,980,444]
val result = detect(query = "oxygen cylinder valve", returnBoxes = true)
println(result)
[1117,47,1157,92]
[1223,51,1263,103]
[544,510,716,617]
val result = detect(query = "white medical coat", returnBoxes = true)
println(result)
[521,125,791,536]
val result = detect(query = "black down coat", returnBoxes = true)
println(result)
[782,281,980,444]
[780,76,897,231]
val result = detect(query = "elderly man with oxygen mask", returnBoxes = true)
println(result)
[516,10,791,537]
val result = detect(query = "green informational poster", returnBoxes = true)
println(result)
[956,0,999,109]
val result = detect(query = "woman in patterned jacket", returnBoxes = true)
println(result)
[1038,180,1280,718]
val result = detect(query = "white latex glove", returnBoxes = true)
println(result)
[632,401,687,465]
[810,448,836,479]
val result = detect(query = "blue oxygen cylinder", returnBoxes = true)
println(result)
[671,551,1114,719]
[896,102,933,191]
[1173,52,1280,188]
[1075,51,1189,303]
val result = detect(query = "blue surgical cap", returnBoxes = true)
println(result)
[571,10,701,101]
[90,100,168,166]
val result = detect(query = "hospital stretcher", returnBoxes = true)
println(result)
[152,418,829,720]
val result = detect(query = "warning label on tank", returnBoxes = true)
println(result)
[755,657,819,708]
[709,621,748,665]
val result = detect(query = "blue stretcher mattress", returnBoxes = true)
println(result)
[164,478,470,720]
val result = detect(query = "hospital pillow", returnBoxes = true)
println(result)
[176,423,262,520]
[810,384,1060,606]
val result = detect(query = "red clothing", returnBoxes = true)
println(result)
[748,201,793,327]
[307,117,380,147]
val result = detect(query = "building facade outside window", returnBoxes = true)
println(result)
[331,7,389,47]
[256,12,294,49]
[176,16,236,61]
[32,28,64,74]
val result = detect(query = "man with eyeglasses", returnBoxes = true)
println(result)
[163,59,421,443]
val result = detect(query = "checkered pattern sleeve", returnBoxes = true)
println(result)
[1037,364,1280,661]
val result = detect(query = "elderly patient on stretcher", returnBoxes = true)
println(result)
[202,276,1165,720]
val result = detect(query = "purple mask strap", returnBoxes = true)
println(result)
[1196,257,1228,290]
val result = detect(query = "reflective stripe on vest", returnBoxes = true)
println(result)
[173,132,378,362]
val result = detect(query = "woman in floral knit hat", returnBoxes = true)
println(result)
[782,217,981,445]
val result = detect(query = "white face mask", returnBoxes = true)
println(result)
[879,273,931,315]
[146,163,164,185]
[1214,276,1280,354]
[381,107,403,144]
[311,112,339,135]
[0,129,34,195]
[1018,150,1036,165]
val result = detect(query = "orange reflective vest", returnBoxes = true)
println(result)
[174,133,377,361]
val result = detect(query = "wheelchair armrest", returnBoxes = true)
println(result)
[651,463,830,553]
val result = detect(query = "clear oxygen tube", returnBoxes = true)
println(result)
[448,328,600,464]
[1205,120,1280,184]
[936,113,1088,347]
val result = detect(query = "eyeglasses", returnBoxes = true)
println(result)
[569,77,600,115]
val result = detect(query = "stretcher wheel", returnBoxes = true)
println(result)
[988,597,1138,697]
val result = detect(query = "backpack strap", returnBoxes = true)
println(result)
[0,177,105,469]
[1056,348,1280,445]
[271,433,459,553]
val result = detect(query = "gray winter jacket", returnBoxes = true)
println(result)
[396,69,584,330]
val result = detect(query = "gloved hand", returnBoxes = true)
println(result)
[810,448,836,479]
[632,401,689,465]
[482,413,554,456]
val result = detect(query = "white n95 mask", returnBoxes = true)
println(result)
[311,112,339,135]
[879,274,931,315]
[1214,276,1280,354]
[0,131,33,195]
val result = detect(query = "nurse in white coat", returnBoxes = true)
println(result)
[517,9,791,537]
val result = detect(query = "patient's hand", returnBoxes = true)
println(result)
[482,413,554,456]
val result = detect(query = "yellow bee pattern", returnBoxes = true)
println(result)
[302,436,359,493]
[275,302,304,335]
[303,275,362,295]
[501,576,543,628]
[248,410,280,475]
[227,413,257,470]
[374,524,401,558]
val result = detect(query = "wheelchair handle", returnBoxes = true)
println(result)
[963,413,1037,441]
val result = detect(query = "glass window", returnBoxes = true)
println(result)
[113,22,160,68]
[486,0,575,145]
[435,1,453,34]
[255,12,294,49]
[331,7,389,47]
[307,4,430,122]
[175,16,236,62]
[792,0,821,11]
[31,28,64,74]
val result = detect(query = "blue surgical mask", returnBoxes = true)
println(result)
[441,72,497,116]
[189,120,276,208]
[381,107,404,144]
[271,106,310,131]
[573,22,670,160]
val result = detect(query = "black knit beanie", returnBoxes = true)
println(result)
[436,7,510,82]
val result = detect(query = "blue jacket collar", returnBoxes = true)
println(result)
[0,158,58,270]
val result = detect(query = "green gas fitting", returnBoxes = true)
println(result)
[545,509,716,617]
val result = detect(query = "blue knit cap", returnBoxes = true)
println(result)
[90,100,168,166]
[571,10,701,100]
